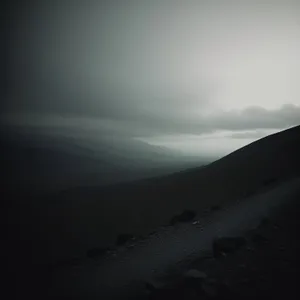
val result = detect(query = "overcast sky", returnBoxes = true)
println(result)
[3,0,300,157]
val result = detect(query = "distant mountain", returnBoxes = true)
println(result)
[0,126,207,195]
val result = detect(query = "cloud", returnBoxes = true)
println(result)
[229,129,279,139]
[125,103,300,137]
[1,104,299,140]
[205,104,300,132]
[5,0,300,142]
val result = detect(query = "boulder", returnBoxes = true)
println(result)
[179,210,196,222]
[170,210,196,225]
[149,231,157,237]
[184,269,207,280]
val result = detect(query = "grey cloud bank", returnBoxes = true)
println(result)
[2,104,299,138]
[4,0,300,157]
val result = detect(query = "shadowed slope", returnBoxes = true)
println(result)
[11,126,300,264]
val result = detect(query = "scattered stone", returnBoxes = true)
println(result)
[179,210,196,222]
[149,231,157,237]
[170,210,196,225]
[116,233,135,246]
[213,236,246,258]
[106,249,117,257]
[184,269,208,280]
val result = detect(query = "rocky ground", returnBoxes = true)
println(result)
[8,181,299,300]
[136,197,300,300]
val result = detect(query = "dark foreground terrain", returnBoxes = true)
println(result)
[13,125,299,267]
[137,194,300,300]
[7,179,300,300]
[3,126,300,299]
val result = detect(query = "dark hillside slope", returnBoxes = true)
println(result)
[15,126,300,263]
